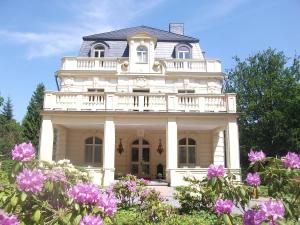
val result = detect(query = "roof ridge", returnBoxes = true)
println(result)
[138,25,198,40]
[82,25,199,42]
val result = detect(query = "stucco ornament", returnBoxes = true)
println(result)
[135,77,147,87]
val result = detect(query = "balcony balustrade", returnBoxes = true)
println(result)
[60,57,221,73]
[44,92,236,113]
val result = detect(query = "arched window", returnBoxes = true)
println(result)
[177,46,191,59]
[85,136,102,164]
[137,46,148,63]
[93,45,105,58]
[178,137,196,167]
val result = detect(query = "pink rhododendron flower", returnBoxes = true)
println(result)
[0,210,19,225]
[260,199,285,221]
[45,168,67,183]
[12,142,35,161]
[246,172,261,186]
[97,188,117,216]
[68,183,101,205]
[214,199,233,215]
[248,149,266,162]
[243,209,266,225]
[282,152,300,169]
[124,180,137,192]
[139,178,150,185]
[207,164,225,178]
[16,169,46,194]
[79,215,103,225]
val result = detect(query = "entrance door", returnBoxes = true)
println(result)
[131,138,150,178]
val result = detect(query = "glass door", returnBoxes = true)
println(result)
[131,138,150,178]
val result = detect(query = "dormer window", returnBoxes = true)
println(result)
[137,46,148,63]
[175,44,192,59]
[178,46,190,59]
[93,45,105,58]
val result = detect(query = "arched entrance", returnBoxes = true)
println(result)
[131,138,150,178]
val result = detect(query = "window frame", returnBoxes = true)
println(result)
[84,136,103,166]
[174,43,192,59]
[136,46,148,63]
[178,137,196,168]
[93,44,105,58]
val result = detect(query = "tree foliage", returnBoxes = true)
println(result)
[0,97,23,158]
[2,97,13,120]
[22,83,45,149]
[225,48,300,167]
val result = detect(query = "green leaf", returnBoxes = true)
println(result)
[222,214,233,225]
[21,192,27,202]
[32,209,41,222]
[283,201,293,217]
[10,195,18,207]
[73,215,82,224]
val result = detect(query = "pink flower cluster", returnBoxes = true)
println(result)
[207,164,225,178]
[214,199,233,215]
[243,199,285,225]
[0,210,19,225]
[79,215,103,225]
[282,152,300,169]
[16,169,46,194]
[124,180,137,192]
[12,142,35,161]
[97,189,117,216]
[45,168,67,183]
[68,183,100,205]
[246,172,261,186]
[248,149,266,163]
[68,183,117,217]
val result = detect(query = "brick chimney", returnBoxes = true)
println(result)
[169,23,184,35]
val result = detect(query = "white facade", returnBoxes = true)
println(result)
[39,25,241,186]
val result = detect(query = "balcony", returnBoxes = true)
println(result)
[43,92,236,113]
[60,57,221,73]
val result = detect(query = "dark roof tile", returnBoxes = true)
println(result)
[83,25,198,42]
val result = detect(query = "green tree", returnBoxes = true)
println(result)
[22,83,45,149]
[225,49,300,168]
[2,97,13,120]
[0,96,23,158]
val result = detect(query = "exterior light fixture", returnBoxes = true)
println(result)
[157,139,164,155]
[117,139,124,154]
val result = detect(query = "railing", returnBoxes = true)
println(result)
[44,92,236,113]
[60,57,221,73]
[62,57,118,71]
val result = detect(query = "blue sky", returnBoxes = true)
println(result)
[0,0,299,121]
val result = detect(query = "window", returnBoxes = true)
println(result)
[94,45,105,58]
[177,46,190,59]
[178,138,196,167]
[85,137,102,164]
[137,46,148,63]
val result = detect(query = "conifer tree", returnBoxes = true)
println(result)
[2,97,13,120]
[22,83,45,149]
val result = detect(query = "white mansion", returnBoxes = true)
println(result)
[39,23,240,186]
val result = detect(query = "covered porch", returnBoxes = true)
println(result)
[39,112,240,186]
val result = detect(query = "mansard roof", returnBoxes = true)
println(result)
[83,25,199,43]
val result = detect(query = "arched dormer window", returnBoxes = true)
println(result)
[137,46,148,63]
[178,137,196,167]
[175,44,192,59]
[85,136,102,164]
[93,45,105,58]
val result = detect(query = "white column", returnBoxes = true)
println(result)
[213,129,225,166]
[103,117,115,186]
[55,126,67,160]
[166,118,178,186]
[226,119,240,169]
[39,116,54,161]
